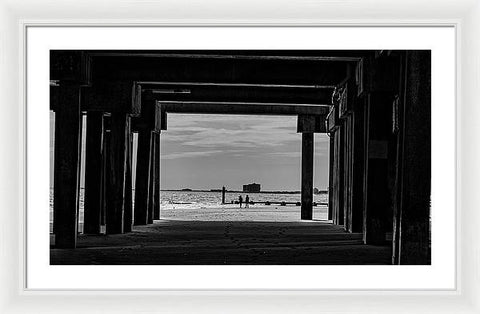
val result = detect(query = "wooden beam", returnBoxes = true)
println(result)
[301,133,314,220]
[88,51,364,62]
[50,51,90,84]
[132,91,156,132]
[154,103,167,132]
[52,85,82,248]
[90,54,349,86]
[158,101,330,116]
[82,81,140,115]
[123,117,133,232]
[83,112,104,234]
[140,83,333,105]
[336,80,357,120]
[147,132,155,224]
[153,133,161,220]
[363,92,393,244]
[357,54,401,97]
[333,125,345,225]
[326,105,339,132]
[134,129,152,225]
[105,113,128,234]
[132,91,156,224]
[100,130,110,227]
[297,115,327,133]
[328,135,334,220]
[343,115,354,231]
[138,81,335,89]
[351,98,366,233]
[394,51,431,264]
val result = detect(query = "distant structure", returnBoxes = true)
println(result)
[243,183,261,193]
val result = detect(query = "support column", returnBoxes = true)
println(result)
[134,129,152,225]
[153,132,161,220]
[351,101,366,233]
[343,116,353,231]
[147,133,155,224]
[100,129,110,227]
[334,126,345,225]
[394,51,431,264]
[83,112,104,234]
[328,135,334,220]
[52,85,82,248]
[363,93,392,244]
[105,113,128,234]
[301,132,314,220]
[123,117,133,232]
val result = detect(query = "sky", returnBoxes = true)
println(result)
[159,114,330,191]
[50,112,330,191]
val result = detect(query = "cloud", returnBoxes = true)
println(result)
[162,114,300,150]
[159,114,331,165]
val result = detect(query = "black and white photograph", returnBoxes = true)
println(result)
[49,50,431,265]
[3,0,479,310]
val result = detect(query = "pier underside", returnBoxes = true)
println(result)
[50,50,431,264]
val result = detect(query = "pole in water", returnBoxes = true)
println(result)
[222,186,226,204]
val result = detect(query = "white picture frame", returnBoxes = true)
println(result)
[1,0,479,313]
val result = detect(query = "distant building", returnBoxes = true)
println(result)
[243,183,261,193]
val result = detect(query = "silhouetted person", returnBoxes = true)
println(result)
[238,195,243,208]
[245,195,250,208]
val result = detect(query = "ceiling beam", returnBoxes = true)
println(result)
[138,81,335,89]
[158,100,330,116]
[88,52,362,62]
[140,83,333,105]
[89,55,350,86]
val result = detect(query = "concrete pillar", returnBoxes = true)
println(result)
[393,51,431,264]
[153,133,161,220]
[123,117,133,232]
[333,126,345,225]
[52,85,82,248]
[343,116,353,231]
[105,113,128,234]
[301,132,314,220]
[134,129,152,225]
[83,112,104,234]
[147,133,155,224]
[100,129,110,227]
[351,101,366,233]
[363,93,392,244]
[328,135,334,220]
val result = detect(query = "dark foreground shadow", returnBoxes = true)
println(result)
[50,220,391,265]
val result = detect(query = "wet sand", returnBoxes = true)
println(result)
[50,205,391,265]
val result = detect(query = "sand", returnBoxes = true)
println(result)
[160,203,329,221]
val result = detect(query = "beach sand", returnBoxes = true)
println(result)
[50,205,391,265]
[160,203,329,221]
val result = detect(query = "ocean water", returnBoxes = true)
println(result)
[49,189,328,226]
[160,191,328,210]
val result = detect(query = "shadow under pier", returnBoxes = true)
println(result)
[51,220,391,265]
